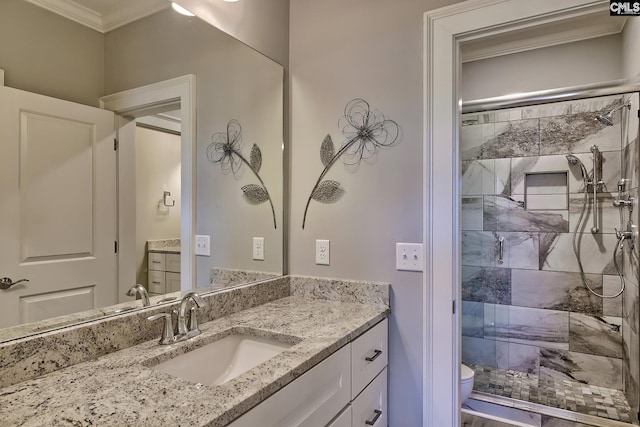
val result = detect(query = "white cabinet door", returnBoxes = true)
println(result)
[351,368,387,427]
[228,345,351,427]
[165,253,180,273]
[352,319,388,399]
[166,272,181,293]
[328,406,352,427]
[0,85,116,328]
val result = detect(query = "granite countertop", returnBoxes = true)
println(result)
[147,238,181,254]
[0,296,389,426]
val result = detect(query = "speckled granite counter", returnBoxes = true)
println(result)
[0,288,389,426]
[147,238,181,254]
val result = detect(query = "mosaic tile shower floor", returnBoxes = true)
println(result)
[470,365,638,425]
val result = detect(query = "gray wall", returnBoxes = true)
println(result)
[0,0,104,107]
[289,0,463,425]
[104,10,284,286]
[623,18,640,80]
[461,34,623,101]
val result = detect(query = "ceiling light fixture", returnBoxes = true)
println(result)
[171,2,195,16]
[224,0,239,2]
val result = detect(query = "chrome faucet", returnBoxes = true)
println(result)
[127,284,150,306]
[147,292,207,345]
[177,292,206,338]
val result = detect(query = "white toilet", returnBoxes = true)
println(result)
[461,364,475,403]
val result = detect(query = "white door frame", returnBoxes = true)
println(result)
[422,1,609,425]
[100,75,196,296]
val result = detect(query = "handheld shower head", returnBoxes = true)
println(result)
[595,100,632,126]
[566,154,589,181]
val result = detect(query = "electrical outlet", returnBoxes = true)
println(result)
[195,235,210,256]
[396,243,423,271]
[253,237,264,261]
[315,239,330,265]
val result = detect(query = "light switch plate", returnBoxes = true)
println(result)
[396,243,423,271]
[253,237,264,261]
[316,239,330,265]
[195,235,210,256]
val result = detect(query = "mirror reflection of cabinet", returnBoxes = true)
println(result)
[148,252,181,295]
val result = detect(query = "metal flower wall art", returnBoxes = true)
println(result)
[206,119,277,229]
[302,98,399,229]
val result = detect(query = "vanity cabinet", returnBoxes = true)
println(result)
[228,318,388,427]
[147,252,181,295]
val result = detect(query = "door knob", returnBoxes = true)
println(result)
[0,277,29,290]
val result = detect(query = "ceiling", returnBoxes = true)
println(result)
[25,0,169,33]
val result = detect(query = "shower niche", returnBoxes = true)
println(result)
[460,92,640,424]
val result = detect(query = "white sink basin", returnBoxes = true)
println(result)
[151,334,295,386]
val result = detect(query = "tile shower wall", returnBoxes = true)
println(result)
[622,92,640,416]
[461,95,639,403]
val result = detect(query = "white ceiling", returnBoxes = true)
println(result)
[25,0,170,33]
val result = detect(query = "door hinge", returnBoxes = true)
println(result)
[114,241,118,253]
[113,138,118,151]
[637,110,640,118]
[452,300,456,314]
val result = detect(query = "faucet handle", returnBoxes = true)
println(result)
[188,306,202,337]
[147,312,175,345]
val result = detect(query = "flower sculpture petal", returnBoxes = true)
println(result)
[206,119,243,174]
[339,99,399,166]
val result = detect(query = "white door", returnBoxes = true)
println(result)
[0,85,116,328]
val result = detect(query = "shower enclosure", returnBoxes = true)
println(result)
[460,91,640,425]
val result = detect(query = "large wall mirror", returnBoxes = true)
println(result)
[0,0,284,342]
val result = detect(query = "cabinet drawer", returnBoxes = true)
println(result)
[148,252,165,271]
[166,272,181,293]
[165,253,181,273]
[328,405,351,427]
[351,319,388,399]
[351,368,387,427]
[228,345,351,427]
[148,270,165,294]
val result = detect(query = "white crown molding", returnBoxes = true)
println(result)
[25,0,169,33]
[25,0,102,31]
[462,13,627,62]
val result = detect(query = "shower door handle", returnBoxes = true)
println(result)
[497,236,505,265]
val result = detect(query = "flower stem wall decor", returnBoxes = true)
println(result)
[302,98,399,229]
[207,119,277,229]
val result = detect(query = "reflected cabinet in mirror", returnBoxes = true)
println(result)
[0,0,284,342]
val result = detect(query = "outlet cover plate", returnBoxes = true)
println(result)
[316,239,330,265]
[396,243,423,271]
[195,235,210,256]
[253,237,265,261]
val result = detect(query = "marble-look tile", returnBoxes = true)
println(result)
[540,415,595,427]
[622,138,639,190]
[461,123,495,160]
[539,348,623,390]
[462,301,484,338]
[462,197,484,231]
[486,305,569,350]
[539,232,621,274]
[569,313,622,358]
[461,411,516,427]
[484,195,569,233]
[522,101,573,119]
[462,160,496,196]
[505,342,540,375]
[623,281,639,335]
[623,318,640,415]
[511,269,602,315]
[462,231,538,270]
[483,303,509,343]
[539,113,622,155]
[491,119,540,158]
[623,93,639,151]
[568,193,620,234]
[570,95,625,115]
[525,194,567,211]
[494,159,512,196]
[461,266,511,305]
[462,111,496,125]
[462,336,500,368]
[603,275,623,317]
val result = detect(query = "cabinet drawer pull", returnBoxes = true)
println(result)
[152,281,161,284]
[365,349,383,362]
[365,409,382,425]
[152,261,161,264]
